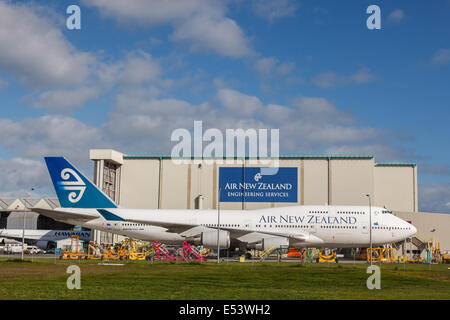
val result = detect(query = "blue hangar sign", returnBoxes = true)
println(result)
[219,167,298,203]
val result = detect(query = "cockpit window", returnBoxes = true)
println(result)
[382,210,392,214]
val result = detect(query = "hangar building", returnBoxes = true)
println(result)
[88,149,450,254]
[90,149,418,211]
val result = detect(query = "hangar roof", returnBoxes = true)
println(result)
[375,163,417,167]
[0,198,59,211]
[89,149,416,167]
[123,154,375,160]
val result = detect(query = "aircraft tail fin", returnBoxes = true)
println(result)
[44,157,117,209]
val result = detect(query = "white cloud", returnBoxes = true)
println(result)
[217,89,263,117]
[0,158,49,198]
[293,97,354,124]
[0,2,94,89]
[312,72,343,88]
[119,51,162,85]
[0,2,176,113]
[431,48,450,65]
[252,0,299,22]
[254,57,296,76]
[30,87,102,111]
[312,67,376,88]
[254,57,278,75]
[388,9,406,23]
[84,0,209,25]
[103,88,395,157]
[0,115,103,162]
[0,87,412,195]
[26,50,163,112]
[98,51,162,86]
[105,98,194,143]
[83,0,252,57]
[0,87,401,161]
[350,67,376,84]
[325,144,405,162]
[419,184,450,213]
[276,61,296,75]
[171,13,251,57]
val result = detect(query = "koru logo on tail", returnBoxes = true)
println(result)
[58,168,86,203]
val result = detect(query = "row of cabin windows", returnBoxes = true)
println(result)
[255,225,313,229]
[320,225,357,229]
[202,224,241,228]
[121,223,411,231]
[337,211,365,215]
[374,226,412,230]
[308,211,366,215]
[123,224,411,230]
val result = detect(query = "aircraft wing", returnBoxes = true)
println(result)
[97,209,310,242]
[124,217,309,242]
[33,208,98,223]
[0,230,37,241]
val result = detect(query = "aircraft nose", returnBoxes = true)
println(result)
[409,224,417,236]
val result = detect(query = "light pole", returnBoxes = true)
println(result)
[217,186,222,264]
[366,194,372,266]
[22,211,26,260]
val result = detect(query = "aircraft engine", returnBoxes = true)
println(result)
[199,230,230,249]
[35,241,49,250]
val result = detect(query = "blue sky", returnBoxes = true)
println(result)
[0,0,449,212]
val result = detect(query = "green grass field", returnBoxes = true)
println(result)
[0,258,449,300]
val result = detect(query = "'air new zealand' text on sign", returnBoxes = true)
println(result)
[219,167,298,202]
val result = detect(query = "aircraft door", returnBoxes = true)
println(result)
[361,223,369,234]
[244,220,253,231]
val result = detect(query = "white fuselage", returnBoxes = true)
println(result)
[0,229,91,242]
[54,205,416,248]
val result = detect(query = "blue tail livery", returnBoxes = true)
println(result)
[97,209,125,221]
[44,157,117,208]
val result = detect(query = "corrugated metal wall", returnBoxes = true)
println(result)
[96,154,417,212]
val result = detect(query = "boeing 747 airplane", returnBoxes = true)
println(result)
[34,157,416,252]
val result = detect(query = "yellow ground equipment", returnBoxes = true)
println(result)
[60,235,86,260]
[442,252,450,264]
[425,239,445,263]
[355,248,368,260]
[103,243,121,260]
[399,255,422,263]
[432,242,441,263]
[366,248,396,263]
[87,241,103,260]
[259,245,276,259]
[317,250,337,263]
[128,251,146,260]
[119,239,147,260]
[201,248,211,257]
